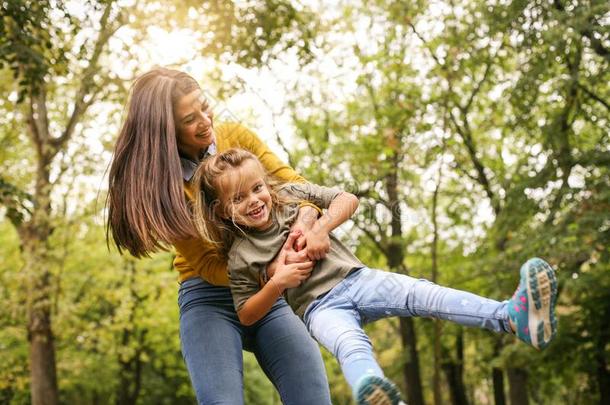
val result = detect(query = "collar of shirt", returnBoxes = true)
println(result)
[179,142,217,182]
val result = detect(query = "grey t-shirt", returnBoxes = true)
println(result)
[228,183,364,318]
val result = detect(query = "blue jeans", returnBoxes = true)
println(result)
[179,277,331,405]
[303,267,511,391]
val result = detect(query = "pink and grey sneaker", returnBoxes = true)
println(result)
[508,258,558,350]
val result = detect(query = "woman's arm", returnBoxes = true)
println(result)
[174,237,230,285]
[304,191,359,260]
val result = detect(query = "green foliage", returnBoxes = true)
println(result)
[0,0,72,99]
[283,0,609,403]
[1,0,608,403]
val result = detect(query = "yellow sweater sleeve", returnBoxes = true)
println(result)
[173,236,230,285]
[174,123,308,285]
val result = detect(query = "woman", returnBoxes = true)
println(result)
[106,68,331,404]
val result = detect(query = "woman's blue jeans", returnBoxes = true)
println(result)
[178,277,331,405]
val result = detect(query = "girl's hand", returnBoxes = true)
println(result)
[303,227,330,261]
[266,229,313,279]
[271,231,314,289]
[273,261,314,289]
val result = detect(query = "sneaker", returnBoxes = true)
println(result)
[355,375,406,405]
[508,257,558,350]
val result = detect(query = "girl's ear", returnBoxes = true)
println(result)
[214,200,230,220]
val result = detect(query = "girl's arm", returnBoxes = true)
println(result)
[237,278,286,326]
[304,191,359,260]
[237,232,313,325]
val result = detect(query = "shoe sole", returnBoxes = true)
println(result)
[356,376,404,405]
[523,259,558,349]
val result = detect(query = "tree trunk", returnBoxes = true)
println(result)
[441,333,469,405]
[596,336,610,405]
[492,367,506,405]
[116,261,144,405]
[4,4,120,403]
[383,136,425,405]
[433,321,443,405]
[116,346,143,405]
[491,340,506,405]
[507,368,528,405]
[431,155,443,405]
[23,163,59,405]
[27,273,59,405]
[399,317,425,405]
[442,360,469,405]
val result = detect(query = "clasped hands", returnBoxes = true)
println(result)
[265,210,330,289]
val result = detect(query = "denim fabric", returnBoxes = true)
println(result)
[304,267,511,391]
[179,277,331,405]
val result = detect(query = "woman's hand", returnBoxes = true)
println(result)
[302,227,331,261]
[291,205,319,251]
[271,231,314,289]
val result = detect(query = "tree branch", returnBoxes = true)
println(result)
[245,79,296,167]
[295,118,320,157]
[27,90,50,159]
[354,220,388,257]
[577,82,610,113]
[51,1,123,155]
[575,150,610,167]
[449,159,479,184]
[462,55,495,114]
[552,0,610,63]
[448,110,499,215]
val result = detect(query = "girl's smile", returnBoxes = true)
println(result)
[247,204,267,221]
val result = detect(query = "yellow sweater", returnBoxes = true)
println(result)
[173,122,306,285]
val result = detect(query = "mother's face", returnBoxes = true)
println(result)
[174,89,215,160]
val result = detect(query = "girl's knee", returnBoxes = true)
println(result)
[333,328,374,361]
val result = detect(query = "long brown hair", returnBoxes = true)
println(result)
[192,148,297,253]
[106,68,200,257]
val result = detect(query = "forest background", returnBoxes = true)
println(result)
[1,0,608,404]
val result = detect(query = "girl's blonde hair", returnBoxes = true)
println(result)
[192,148,297,254]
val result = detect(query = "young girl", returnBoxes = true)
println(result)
[193,148,558,405]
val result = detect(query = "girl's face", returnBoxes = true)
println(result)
[218,159,273,231]
[174,89,215,160]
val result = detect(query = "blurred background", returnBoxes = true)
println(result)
[0,0,608,404]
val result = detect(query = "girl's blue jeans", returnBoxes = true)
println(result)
[303,267,512,391]
[179,277,331,405]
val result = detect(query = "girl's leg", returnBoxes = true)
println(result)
[345,267,512,333]
[179,278,246,405]
[251,299,332,405]
[305,285,383,390]
[347,259,557,349]
[305,289,405,404]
